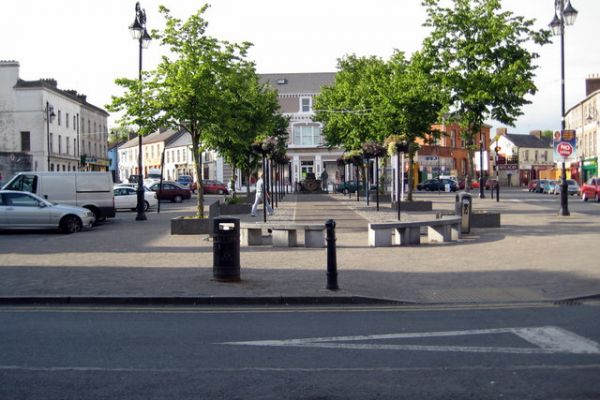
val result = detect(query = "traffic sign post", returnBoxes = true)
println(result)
[553,130,577,216]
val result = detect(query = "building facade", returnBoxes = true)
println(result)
[490,128,553,186]
[260,73,343,188]
[0,61,109,180]
[565,76,600,183]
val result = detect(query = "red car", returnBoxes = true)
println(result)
[581,177,600,202]
[148,181,191,203]
[202,180,229,195]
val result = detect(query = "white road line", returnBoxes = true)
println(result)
[1,365,599,373]
[222,326,600,355]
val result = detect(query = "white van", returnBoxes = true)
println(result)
[2,172,115,222]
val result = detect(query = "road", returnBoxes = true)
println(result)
[1,302,599,399]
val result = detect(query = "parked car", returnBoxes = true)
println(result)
[581,177,600,202]
[458,179,480,190]
[176,175,197,193]
[527,179,539,192]
[0,190,94,233]
[417,179,458,192]
[2,171,115,223]
[532,179,549,193]
[485,178,499,190]
[202,180,228,195]
[553,179,579,196]
[113,185,158,211]
[541,180,557,194]
[148,181,191,203]
[334,181,377,194]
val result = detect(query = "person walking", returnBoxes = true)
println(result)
[251,173,273,217]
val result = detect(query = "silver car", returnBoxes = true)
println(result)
[0,190,94,233]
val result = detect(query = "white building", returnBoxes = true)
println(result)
[259,73,343,188]
[0,60,109,180]
[565,75,600,182]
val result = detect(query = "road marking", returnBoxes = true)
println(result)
[1,364,599,373]
[222,326,600,355]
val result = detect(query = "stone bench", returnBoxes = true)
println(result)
[368,216,461,247]
[240,222,325,248]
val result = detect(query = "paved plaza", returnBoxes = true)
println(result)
[1,189,599,304]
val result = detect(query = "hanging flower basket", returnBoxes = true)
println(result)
[343,150,364,166]
[362,140,387,158]
[384,135,409,157]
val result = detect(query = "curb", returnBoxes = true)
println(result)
[0,296,409,306]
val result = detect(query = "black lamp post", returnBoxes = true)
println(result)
[129,2,151,221]
[549,0,578,216]
[45,101,56,171]
[479,130,485,198]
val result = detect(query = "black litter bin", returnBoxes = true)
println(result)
[213,217,240,282]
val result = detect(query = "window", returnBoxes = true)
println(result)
[58,110,61,126]
[20,131,30,152]
[300,97,311,113]
[534,150,538,161]
[49,133,53,154]
[58,135,62,154]
[293,124,321,146]
[66,113,69,128]
[73,115,76,130]
[88,120,91,134]
[94,122,97,134]
[81,117,85,133]
[450,130,456,148]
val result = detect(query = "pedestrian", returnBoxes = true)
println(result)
[251,173,273,217]
[228,175,237,196]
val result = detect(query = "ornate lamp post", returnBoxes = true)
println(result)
[129,2,152,221]
[549,0,578,216]
[45,102,56,171]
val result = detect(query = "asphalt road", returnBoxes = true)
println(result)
[1,302,599,400]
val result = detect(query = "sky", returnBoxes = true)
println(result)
[2,0,599,135]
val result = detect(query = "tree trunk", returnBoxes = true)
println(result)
[192,134,204,218]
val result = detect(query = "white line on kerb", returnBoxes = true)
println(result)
[222,326,600,355]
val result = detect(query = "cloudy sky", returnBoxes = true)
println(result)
[3,0,598,135]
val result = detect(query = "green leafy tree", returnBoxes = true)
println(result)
[315,51,446,200]
[421,0,550,186]
[149,5,281,217]
[315,55,388,150]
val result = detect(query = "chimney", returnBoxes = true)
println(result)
[530,130,542,139]
[496,127,507,136]
[586,74,600,96]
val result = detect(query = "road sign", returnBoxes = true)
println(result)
[553,130,577,161]
[222,326,600,355]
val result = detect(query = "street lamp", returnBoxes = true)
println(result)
[45,101,56,171]
[549,0,578,216]
[129,2,151,221]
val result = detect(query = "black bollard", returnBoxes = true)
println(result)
[496,182,500,202]
[325,219,339,291]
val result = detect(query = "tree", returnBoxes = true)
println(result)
[421,0,550,187]
[150,5,282,218]
[314,51,447,201]
[314,55,388,150]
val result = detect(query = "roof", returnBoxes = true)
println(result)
[259,73,335,94]
[14,78,109,116]
[119,128,187,149]
[504,133,552,149]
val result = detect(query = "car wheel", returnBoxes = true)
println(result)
[143,201,150,211]
[218,189,224,195]
[343,188,349,195]
[60,215,83,234]
[174,195,183,203]
[582,192,588,202]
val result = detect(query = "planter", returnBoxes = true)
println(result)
[471,211,501,228]
[219,203,252,215]
[369,193,392,203]
[171,216,210,235]
[390,200,433,212]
